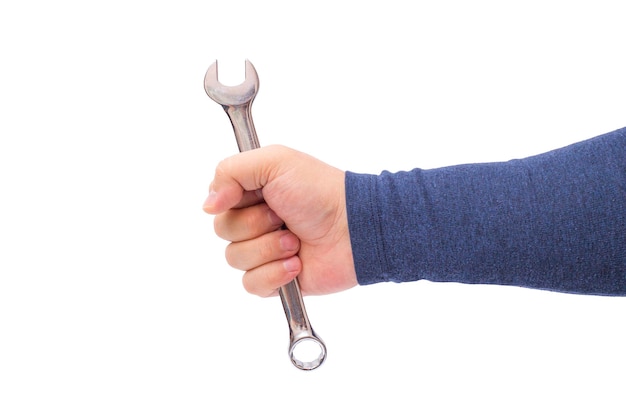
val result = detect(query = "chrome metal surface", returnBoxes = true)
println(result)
[204,60,326,370]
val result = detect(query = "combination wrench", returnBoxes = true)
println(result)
[204,60,326,370]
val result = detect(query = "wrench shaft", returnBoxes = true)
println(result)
[225,105,259,152]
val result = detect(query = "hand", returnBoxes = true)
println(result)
[203,145,358,297]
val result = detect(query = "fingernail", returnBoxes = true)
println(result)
[267,209,283,226]
[203,190,218,210]
[280,233,299,251]
[283,256,300,273]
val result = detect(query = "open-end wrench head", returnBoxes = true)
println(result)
[204,60,259,106]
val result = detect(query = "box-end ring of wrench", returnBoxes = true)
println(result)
[204,60,326,371]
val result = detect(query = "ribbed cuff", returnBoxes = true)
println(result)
[345,171,387,285]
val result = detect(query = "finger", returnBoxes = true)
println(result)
[203,186,263,214]
[225,229,300,271]
[214,203,284,242]
[242,256,302,297]
[232,189,264,209]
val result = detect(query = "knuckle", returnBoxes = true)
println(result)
[242,264,285,298]
[214,156,233,177]
[224,244,241,269]
[241,273,258,295]
[213,215,226,239]
[243,211,262,236]
[257,237,275,260]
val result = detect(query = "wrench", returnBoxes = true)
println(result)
[204,60,326,371]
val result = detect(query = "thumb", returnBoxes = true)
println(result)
[202,145,290,214]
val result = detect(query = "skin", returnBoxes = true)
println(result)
[203,145,358,297]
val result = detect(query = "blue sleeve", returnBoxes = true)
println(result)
[345,127,626,296]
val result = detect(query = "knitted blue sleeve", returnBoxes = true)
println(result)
[345,127,626,295]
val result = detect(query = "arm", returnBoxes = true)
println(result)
[346,127,626,295]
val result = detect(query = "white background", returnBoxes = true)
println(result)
[1,1,625,416]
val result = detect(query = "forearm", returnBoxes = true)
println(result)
[346,127,626,295]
